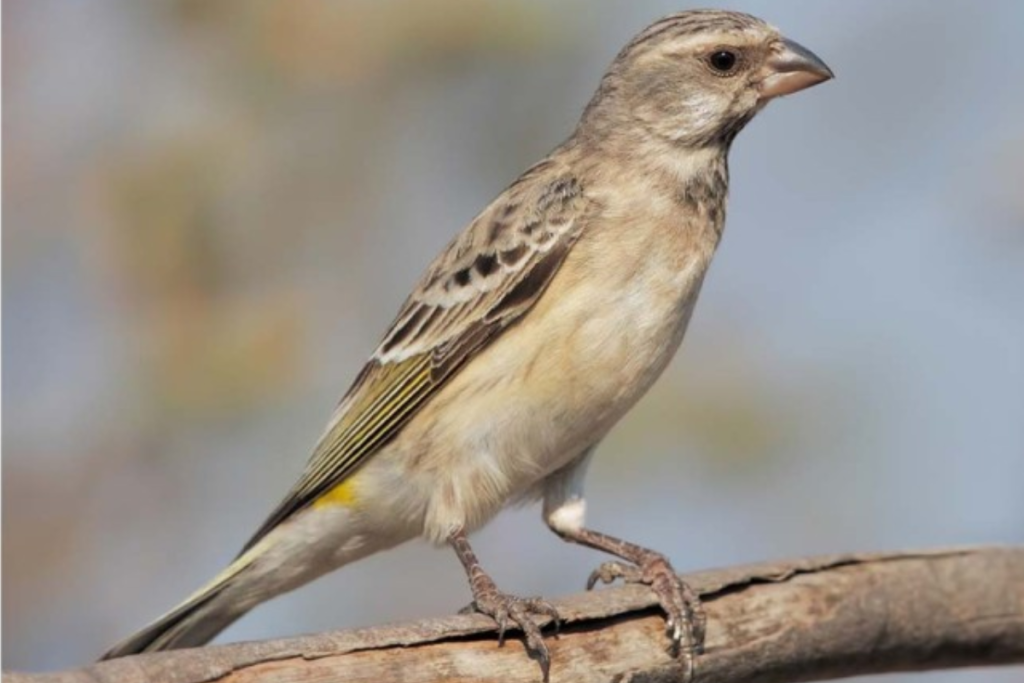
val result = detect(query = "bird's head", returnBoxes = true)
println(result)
[579,10,833,150]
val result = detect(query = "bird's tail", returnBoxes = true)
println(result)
[99,552,256,660]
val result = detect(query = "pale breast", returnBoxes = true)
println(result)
[537,204,718,432]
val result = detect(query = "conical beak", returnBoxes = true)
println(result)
[759,37,834,101]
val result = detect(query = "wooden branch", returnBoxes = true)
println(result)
[8,546,1023,683]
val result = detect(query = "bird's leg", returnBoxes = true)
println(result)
[554,525,705,670]
[448,527,560,681]
[542,452,705,672]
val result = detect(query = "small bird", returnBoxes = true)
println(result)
[102,9,832,679]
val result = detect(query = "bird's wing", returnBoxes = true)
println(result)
[239,165,588,552]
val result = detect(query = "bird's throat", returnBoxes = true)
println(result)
[668,148,730,239]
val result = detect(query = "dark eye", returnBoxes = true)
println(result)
[707,50,738,73]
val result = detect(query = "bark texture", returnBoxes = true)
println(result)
[8,546,1024,683]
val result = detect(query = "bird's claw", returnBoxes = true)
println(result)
[466,589,561,681]
[586,555,705,675]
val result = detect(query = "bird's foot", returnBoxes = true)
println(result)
[587,554,705,672]
[461,586,561,681]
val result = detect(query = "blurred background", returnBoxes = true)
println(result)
[4,0,1023,678]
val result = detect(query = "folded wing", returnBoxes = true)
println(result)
[239,165,588,552]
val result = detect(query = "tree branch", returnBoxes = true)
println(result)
[8,546,1023,683]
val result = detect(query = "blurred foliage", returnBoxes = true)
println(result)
[99,134,307,419]
[172,0,556,84]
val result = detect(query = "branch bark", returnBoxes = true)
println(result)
[8,546,1023,683]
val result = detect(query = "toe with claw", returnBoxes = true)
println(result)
[467,588,561,680]
[587,553,706,670]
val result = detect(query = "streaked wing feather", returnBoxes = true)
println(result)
[239,168,586,553]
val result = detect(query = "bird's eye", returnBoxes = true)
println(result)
[707,50,738,74]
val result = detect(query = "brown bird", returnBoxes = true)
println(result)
[102,9,832,680]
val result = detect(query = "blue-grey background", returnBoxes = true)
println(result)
[4,1,1023,678]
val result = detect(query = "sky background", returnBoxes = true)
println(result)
[4,1,1023,678]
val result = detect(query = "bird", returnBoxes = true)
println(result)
[101,9,833,680]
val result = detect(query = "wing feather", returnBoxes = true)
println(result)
[239,169,587,552]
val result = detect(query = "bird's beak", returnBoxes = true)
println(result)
[759,38,834,101]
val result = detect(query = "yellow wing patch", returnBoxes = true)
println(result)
[237,355,434,553]
[313,477,360,508]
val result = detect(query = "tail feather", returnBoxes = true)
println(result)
[101,500,371,660]
[100,557,253,660]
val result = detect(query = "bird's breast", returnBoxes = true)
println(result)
[546,213,718,424]
[437,208,720,472]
